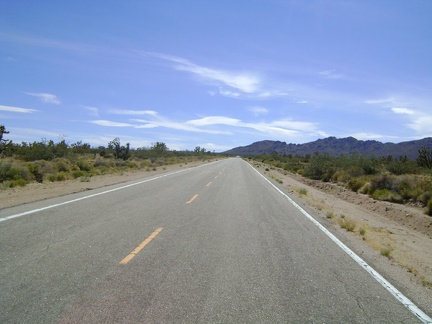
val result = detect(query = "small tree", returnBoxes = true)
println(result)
[0,125,12,156]
[417,146,432,169]
[151,142,168,156]
[108,138,130,160]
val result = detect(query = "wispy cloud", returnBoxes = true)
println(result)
[248,106,269,116]
[391,107,415,115]
[350,132,397,141]
[143,52,287,99]
[26,92,61,104]
[367,96,432,137]
[109,109,158,116]
[187,116,240,127]
[319,70,344,80]
[408,115,432,136]
[185,115,324,138]
[82,106,99,117]
[0,105,37,113]
[89,120,136,127]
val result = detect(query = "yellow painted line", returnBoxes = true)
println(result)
[186,194,198,204]
[119,228,163,265]
[206,181,212,187]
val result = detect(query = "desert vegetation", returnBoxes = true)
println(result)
[0,125,220,189]
[249,148,432,216]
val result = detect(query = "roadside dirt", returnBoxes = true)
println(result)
[1,159,431,316]
[0,161,208,209]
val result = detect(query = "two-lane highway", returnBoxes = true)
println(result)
[0,158,429,323]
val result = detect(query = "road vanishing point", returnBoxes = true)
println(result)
[1,158,431,323]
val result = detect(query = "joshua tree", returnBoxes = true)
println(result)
[417,146,432,169]
[0,125,12,156]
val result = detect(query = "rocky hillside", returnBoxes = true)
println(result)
[224,137,432,159]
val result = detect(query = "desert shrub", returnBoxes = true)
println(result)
[347,176,367,192]
[0,161,32,182]
[418,191,431,206]
[3,178,27,188]
[368,174,395,193]
[396,177,422,201]
[331,170,349,183]
[115,160,126,167]
[338,217,356,232]
[48,171,69,182]
[52,158,73,172]
[72,170,86,179]
[358,182,370,194]
[297,188,308,196]
[125,160,138,169]
[303,154,335,182]
[140,160,152,168]
[387,159,418,175]
[371,189,403,203]
[76,159,93,172]
[27,162,44,182]
[94,158,111,168]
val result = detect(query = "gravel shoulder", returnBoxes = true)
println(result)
[1,159,431,317]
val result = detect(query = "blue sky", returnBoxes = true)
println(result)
[1,1,431,152]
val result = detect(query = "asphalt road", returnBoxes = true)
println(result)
[0,158,428,323]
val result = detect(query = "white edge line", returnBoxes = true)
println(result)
[247,162,432,324]
[0,161,219,223]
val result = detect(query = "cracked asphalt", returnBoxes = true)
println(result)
[0,158,423,323]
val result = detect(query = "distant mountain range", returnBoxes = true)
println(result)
[224,137,432,160]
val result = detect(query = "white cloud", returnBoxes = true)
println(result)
[89,120,135,127]
[248,106,269,116]
[82,106,99,116]
[145,52,287,99]
[109,109,158,116]
[26,92,61,104]
[134,118,230,135]
[297,100,308,104]
[408,115,432,136]
[350,132,395,141]
[364,97,396,106]
[186,116,240,127]
[147,52,260,93]
[8,127,63,142]
[0,104,37,113]
[319,70,344,80]
[391,107,415,115]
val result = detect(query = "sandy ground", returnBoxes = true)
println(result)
[1,159,431,316]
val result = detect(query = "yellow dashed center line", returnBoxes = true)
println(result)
[120,228,163,265]
[186,194,199,204]
[206,181,212,187]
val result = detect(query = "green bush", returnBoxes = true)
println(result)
[93,158,112,168]
[371,189,403,203]
[27,162,44,182]
[347,177,368,192]
[76,160,93,171]
[0,161,32,182]
[48,172,69,182]
[303,154,335,182]
[72,170,86,179]
[418,191,431,206]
